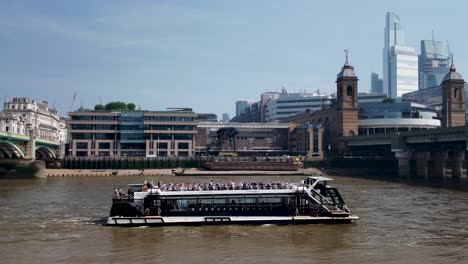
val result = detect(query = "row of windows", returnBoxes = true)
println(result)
[77,142,113,149]
[145,125,194,130]
[71,116,118,121]
[71,115,194,121]
[277,98,331,104]
[71,133,193,140]
[276,104,324,110]
[71,124,118,130]
[144,116,194,121]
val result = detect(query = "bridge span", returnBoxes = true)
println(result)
[345,126,468,178]
[0,131,62,160]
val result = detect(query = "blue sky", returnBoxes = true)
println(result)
[1,0,467,118]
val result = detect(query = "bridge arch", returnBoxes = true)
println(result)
[35,146,56,160]
[0,140,25,159]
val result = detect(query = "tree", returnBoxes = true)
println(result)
[94,104,105,110]
[382,98,396,104]
[127,103,136,110]
[105,101,127,111]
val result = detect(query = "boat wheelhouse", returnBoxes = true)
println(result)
[107,177,358,226]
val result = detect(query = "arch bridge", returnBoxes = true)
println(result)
[0,131,61,160]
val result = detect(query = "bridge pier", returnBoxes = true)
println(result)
[449,151,465,178]
[430,152,448,178]
[56,142,65,160]
[24,129,36,160]
[395,151,410,178]
[414,152,430,179]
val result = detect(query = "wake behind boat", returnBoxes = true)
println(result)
[107,176,358,226]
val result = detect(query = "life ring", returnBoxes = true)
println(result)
[157,207,161,216]
[144,208,150,216]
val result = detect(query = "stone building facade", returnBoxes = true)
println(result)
[441,60,466,127]
[283,55,359,155]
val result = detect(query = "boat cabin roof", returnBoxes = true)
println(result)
[307,176,333,182]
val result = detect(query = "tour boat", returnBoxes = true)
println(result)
[107,176,359,226]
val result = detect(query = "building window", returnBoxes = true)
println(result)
[76,151,88,157]
[455,88,460,99]
[347,85,353,97]
[178,151,189,157]
[157,142,168,149]
[174,134,193,140]
[71,133,93,139]
[76,142,88,149]
[178,143,189,149]
[98,142,111,149]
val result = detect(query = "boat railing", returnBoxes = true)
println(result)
[305,187,350,213]
[304,187,334,213]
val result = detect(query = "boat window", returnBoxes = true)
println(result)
[128,184,143,192]
[213,199,228,205]
[258,196,282,206]
[243,197,256,206]
[198,198,213,205]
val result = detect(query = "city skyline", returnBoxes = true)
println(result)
[1,0,467,118]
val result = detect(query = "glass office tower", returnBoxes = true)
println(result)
[383,12,418,98]
[419,40,450,90]
[389,45,419,97]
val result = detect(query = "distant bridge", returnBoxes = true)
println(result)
[0,131,61,160]
[344,126,468,178]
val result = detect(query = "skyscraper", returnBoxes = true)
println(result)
[419,39,450,90]
[383,12,418,98]
[371,73,384,94]
[221,113,230,123]
[235,100,252,116]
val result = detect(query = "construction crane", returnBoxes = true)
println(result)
[69,92,78,115]
[447,40,454,58]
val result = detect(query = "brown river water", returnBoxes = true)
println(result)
[1,174,468,264]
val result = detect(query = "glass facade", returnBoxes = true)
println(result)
[383,12,418,98]
[418,40,450,90]
[389,46,419,97]
[359,102,437,120]
[120,112,145,144]
[371,73,384,94]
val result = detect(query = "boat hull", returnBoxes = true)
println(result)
[107,215,359,226]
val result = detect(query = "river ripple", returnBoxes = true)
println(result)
[1,175,468,264]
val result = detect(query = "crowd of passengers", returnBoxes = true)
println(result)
[113,180,306,198]
[141,180,305,192]
[113,179,326,199]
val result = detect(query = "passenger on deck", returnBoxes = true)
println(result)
[113,188,120,199]
[127,187,133,198]
[118,187,125,197]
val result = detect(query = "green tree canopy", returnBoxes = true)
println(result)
[105,101,128,111]
[382,98,396,104]
[127,103,136,110]
[94,104,105,110]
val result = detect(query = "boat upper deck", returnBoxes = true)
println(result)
[115,176,333,198]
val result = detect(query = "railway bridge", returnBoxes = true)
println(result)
[344,126,468,178]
